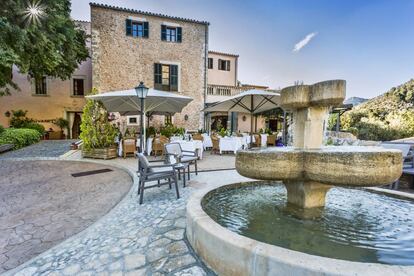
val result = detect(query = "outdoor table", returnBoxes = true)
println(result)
[173,163,190,187]
[201,133,213,149]
[118,137,153,156]
[219,137,243,154]
[170,136,182,142]
[173,140,204,159]
[260,134,268,146]
[243,135,256,146]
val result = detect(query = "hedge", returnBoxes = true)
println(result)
[0,128,42,149]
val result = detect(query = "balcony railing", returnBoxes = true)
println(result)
[207,84,258,97]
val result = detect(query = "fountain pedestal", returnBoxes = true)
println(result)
[236,80,403,209]
[285,181,331,208]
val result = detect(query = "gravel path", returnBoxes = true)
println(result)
[0,160,132,274]
[0,140,76,159]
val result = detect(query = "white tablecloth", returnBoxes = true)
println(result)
[219,137,243,154]
[173,140,204,159]
[201,133,213,149]
[170,136,182,142]
[118,138,153,156]
[260,134,268,146]
[242,135,255,146]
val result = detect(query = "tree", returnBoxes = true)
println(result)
[80,95,117,150]
[0,0,89,96]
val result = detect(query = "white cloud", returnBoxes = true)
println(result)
[292,32,318,52]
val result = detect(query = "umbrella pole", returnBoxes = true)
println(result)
[250,112,254,148]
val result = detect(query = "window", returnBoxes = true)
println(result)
[132,22,144,37]
[125,19,149,38]
[165,114,172,125]
[161,25,182,42]
[35,77,47,95]
[73,78,84,96]
[127,116,139,125]
[154,63,178,91]
[208,58,213,69]
[218,59,230,71]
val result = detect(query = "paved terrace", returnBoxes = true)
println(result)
[0,160,132,273]
[1,142,240,275]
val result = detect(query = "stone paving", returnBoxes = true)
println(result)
[5,159,217,275]
[0,140,77,159]
[0,160,132,274]
[2,146,245,276]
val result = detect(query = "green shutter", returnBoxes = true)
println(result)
[177,27,182,43]
[154,63,162,90]
[126,19,132,36]
[170,65,178,91]
[161,25,167,41]
[143,22,149,38]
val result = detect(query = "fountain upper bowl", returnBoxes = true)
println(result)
[236,146,403,186]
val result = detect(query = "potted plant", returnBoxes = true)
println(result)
[54,118,69,139]
[219,128,227,137]
[80,95,117,159]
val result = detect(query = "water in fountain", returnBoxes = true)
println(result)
[202,182,414,265]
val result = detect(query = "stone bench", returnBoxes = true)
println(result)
[0,144,14,153]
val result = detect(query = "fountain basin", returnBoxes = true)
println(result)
[186,182,414,276]
[236,147,402,186]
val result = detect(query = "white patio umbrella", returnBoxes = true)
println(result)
[203,89,280,146]
[86,88,193,115]
[87,88,193,152]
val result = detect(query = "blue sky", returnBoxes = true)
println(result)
[71,0,414,98]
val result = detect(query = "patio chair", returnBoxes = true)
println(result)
[137,153,179,204]
[381,143,413,189]
[122,138,137,158]
[267,135,276,146]
[152,136,169,156]
[252,134,261,147]
[164,143,198,176]
[211,136,220,154]
[192,133,203,141]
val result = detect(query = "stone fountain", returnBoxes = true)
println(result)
[236,80,402,209]
[186,80,413,276]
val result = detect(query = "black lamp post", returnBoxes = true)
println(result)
[135,82,149,153]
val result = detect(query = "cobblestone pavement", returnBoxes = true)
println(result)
[0,140,77,159]
[0,160,132,274]
[4,156,219,276]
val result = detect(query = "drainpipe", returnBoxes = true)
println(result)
[203,24,209,131]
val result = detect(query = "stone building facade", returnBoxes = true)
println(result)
[0,21,91,138]
[90,3,209,131]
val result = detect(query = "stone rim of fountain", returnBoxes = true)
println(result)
[186,182,414,276]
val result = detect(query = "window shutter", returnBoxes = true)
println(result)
[143,22,149,38]
[218,59,222,70]
[154,63,162,90]
[170,65,178,91]
[226,61,230,71]
[126,19,132,36]
[177,27,182,43]
[161,25,167,41]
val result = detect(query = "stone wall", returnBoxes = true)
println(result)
[91,5,208,131]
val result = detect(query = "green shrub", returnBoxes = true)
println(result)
[0,125,4,135]
[80,97,117,150]
[160,124,185,138]
[8,109,45,135]
[146,126,157,137]
[22,122,45,135]
[53,118,69,133]
[0,128,42,149]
